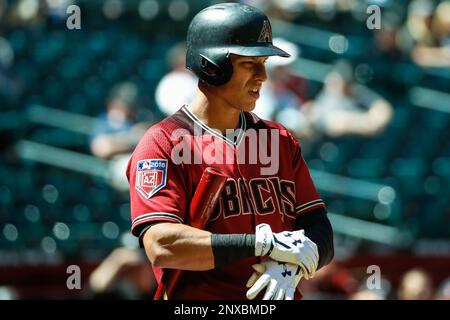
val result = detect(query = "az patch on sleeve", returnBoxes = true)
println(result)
[136,159,168,199]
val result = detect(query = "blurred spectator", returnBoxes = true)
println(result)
[90,81,147,160]
[155,42,197,116]
[253,38,314,138]
[267,0,356,21]
[254,38,302,118]
[434,277,450,300]
[0,36,22,101]
[9,0,45,27]
[90,82,151,191]
[87,247,156,299]
[299,262,359,299]
[0,286,19,300]
[44,0,75,23]
[399,0,450,67]
[370,16,410,64]
[350,276,392,300]
[397,268,434,300]
[350,289,384,300]
[399,0,436,48]
[304,60,393,138]
[432,1,450,47]
[361,14,411,95]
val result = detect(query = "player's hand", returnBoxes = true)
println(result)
[255,224,319,279]
[246,259,303,300]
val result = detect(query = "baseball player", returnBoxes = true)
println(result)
[127,3,334,300]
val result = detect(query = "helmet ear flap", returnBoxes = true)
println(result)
[198,53,233,86]
[200,55,222,78]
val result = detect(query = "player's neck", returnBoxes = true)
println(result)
[189,90,242,134]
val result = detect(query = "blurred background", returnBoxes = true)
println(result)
[0,0,449,300]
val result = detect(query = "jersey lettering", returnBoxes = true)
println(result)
[215,177,295,220]
[222,179,241,218]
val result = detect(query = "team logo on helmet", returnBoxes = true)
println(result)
[136,159,168,199]
[258,20,272,43]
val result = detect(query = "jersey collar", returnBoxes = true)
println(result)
[182,105,247,147]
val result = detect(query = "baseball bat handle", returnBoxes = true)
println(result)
[154,167,228,300]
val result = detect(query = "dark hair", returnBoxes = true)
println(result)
[108,82,139,109]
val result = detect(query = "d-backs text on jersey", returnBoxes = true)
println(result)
[208,176,296,222]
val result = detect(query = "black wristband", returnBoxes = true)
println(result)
[211,234,256,268]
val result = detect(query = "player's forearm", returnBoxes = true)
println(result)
[143,223,215,271]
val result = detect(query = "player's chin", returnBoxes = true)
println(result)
[241,100,257,112]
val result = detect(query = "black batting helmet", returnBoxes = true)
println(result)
[186,3,290,86]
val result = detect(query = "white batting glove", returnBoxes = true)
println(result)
[255,224,319,279]
[246,260,303,300]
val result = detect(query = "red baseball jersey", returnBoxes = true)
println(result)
[126,105,325,300]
